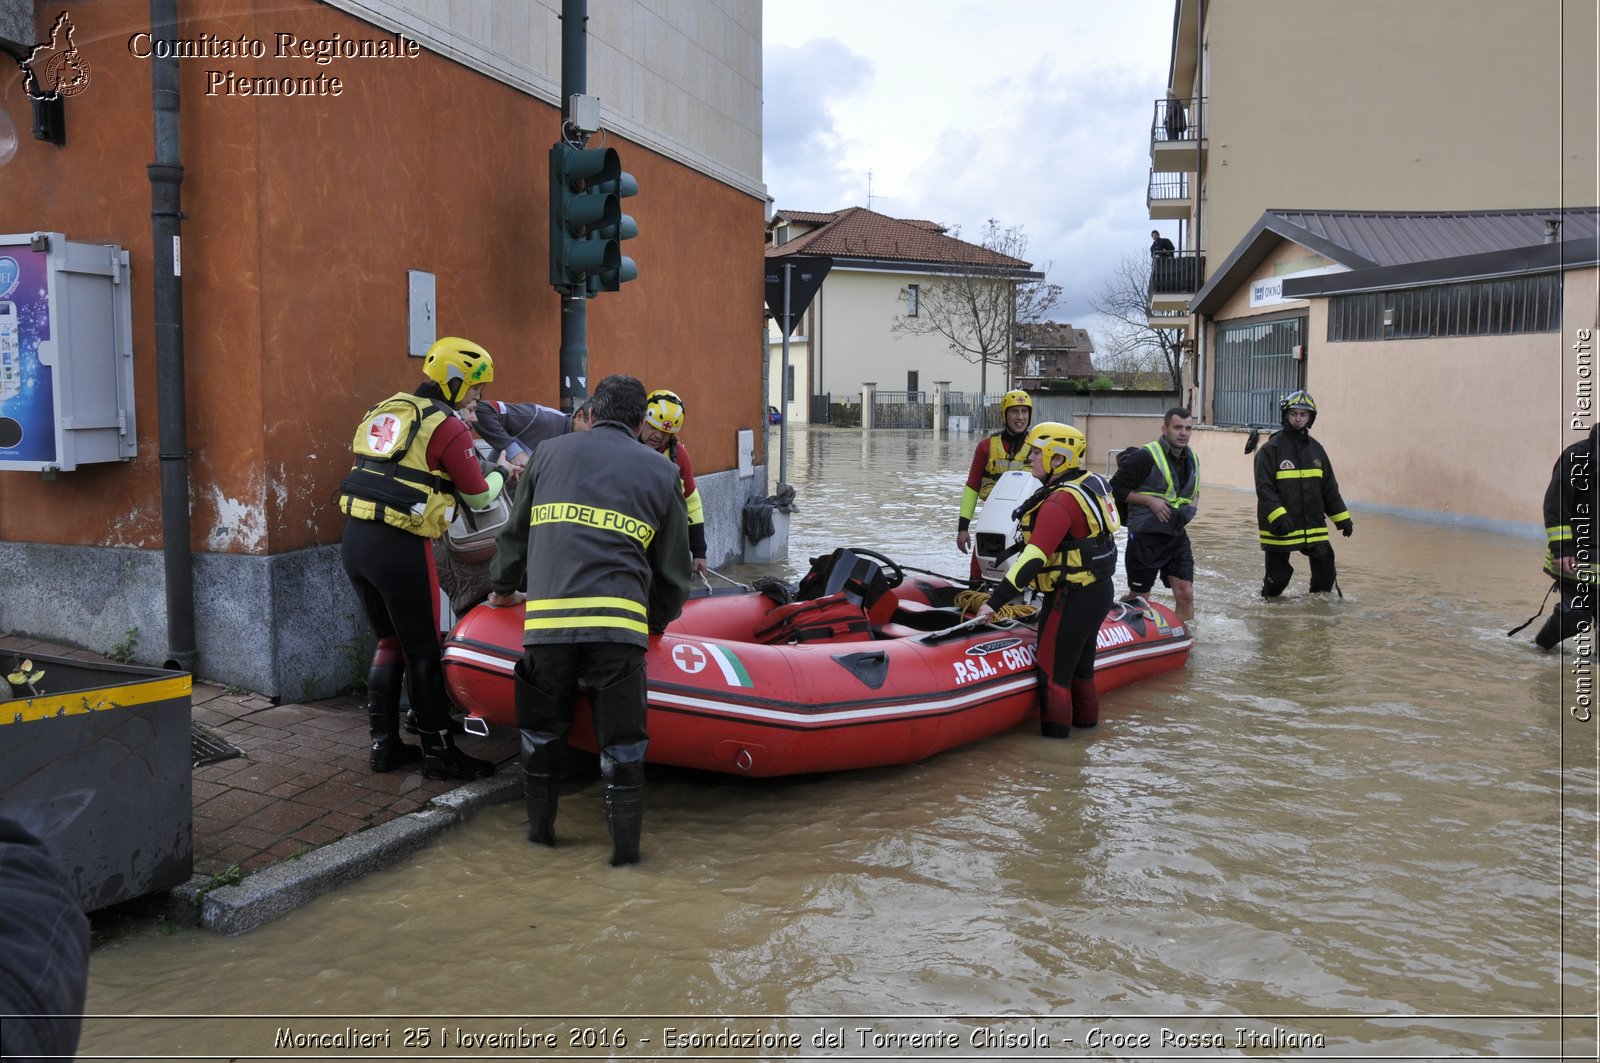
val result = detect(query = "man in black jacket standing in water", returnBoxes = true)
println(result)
[488,375,692,865]
[1253,390,1353,597]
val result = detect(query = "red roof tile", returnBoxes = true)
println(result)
[767,206,1033,271]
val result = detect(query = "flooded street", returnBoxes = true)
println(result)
[82,425,1596,1059]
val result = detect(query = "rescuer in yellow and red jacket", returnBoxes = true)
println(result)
[976,422,1120,738]
[338,336,503,781]
[488,374,692,865]
[1253,390,1352,597]
[638,388,708,579]
[955,390,1034,557]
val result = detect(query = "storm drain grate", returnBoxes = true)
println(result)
[191,723,245,767]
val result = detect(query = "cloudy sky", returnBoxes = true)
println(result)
[762,0,1174,332]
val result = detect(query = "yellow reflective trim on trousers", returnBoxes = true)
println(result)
[526,596,646,617]
[528,502,656,546]
[1274,468,1323,479]
[523,615,649,634]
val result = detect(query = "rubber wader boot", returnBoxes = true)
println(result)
[367,658,421,773]
[412,659,494,781]
[1040,681,1072,739]
[1534,609,1564,651]
[514,658,568,846]
[1070,677,1101,728]
[420,729,496,781]
[603,759,646,866]
[592,666,649,865]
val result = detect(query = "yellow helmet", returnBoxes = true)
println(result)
[1001,389,1033,414]
[1025,421,1086,474]
[423,337,494,405]
[645,389,686,435]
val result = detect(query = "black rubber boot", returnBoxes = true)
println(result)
[419,729,496,781]
[411,657,494,781]
[603,759,645,866]
[514,658,570,846]
[367,657,421,773]
[403,706,466,736]
[591,664,649,865]
[1534,610,1565,651]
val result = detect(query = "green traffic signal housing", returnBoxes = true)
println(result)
[549,142,639,292]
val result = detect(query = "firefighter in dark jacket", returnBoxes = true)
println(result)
[1254,390,1353,597]
[1533,423,1597,650]
[975,422,1120,738]
[339,337,503,781]
[487,374,692,865]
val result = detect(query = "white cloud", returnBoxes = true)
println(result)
[762,0,1174,328]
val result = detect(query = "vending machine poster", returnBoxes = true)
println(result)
[0,246,58,464]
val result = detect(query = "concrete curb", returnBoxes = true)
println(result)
[190,773,519,935]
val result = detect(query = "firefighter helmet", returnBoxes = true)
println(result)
[1280,389,1318,428]
[422,337,494,405]
[1025,421,1086,475]
[644,389,686,435]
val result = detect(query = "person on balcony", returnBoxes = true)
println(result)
[1150,230,1176,258]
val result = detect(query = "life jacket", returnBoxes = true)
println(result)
[753,593,872,644]
[978,432,1031,500]
[338,392,459,538]
[1126,440,1199,535]
[1018,472,1120,590]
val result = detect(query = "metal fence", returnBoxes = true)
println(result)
[804,391,1013,431]
[1211,317,1306,427]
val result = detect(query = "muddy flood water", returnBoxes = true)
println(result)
[81,425,1597,1060]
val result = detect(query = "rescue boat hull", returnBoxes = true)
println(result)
[443,579,1190,778]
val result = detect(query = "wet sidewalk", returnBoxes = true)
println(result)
[2,633,520,935]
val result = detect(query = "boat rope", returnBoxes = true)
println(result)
[952,589,1038,622]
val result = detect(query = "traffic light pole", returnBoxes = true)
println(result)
[557,0,588,412]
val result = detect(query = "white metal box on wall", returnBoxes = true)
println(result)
[0,232,136,473]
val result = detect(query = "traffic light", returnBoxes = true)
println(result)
[549,142,638,293]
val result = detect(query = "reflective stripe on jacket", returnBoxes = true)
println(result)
[509,422,692,648]
[1253,430,1350,550]
[1125,439,1198,536]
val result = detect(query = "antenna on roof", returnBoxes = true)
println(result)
[866,169,893,213]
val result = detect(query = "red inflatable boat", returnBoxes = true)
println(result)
[443,549,1190,777]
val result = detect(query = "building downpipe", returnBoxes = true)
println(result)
[148,0,197,673]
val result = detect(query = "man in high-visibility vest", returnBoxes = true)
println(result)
[1110,407,1198,620]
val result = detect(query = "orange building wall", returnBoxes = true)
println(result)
[0,0,764,555]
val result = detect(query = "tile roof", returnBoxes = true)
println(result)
[767,206,1034,272]
[1015,322,1095,352]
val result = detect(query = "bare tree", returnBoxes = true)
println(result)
[1091,253,1186,394]
[891,219,1061,394]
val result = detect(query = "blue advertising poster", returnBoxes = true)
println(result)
[0,246,57,465]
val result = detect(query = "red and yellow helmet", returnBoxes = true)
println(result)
[1001,389,1033,414]
[645,389,686,435]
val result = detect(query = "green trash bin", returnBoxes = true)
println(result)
[0,653,193,910]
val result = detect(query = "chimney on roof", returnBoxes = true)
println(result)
[1544,218,1562,244]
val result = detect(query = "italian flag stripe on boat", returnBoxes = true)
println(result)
[704,644,753,688]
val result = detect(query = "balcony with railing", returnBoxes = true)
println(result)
[1150,95,1205,173]
[1147,250,1205,318]
[1147,169,1191,220]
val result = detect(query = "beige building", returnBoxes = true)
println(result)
[765,209,1041,419]
[1144,0,1599,531]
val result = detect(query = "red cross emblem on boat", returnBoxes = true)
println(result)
[368,414,399,453]
[671,643,706,674]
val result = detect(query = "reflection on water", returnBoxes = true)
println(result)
[83,426,1596,1058]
